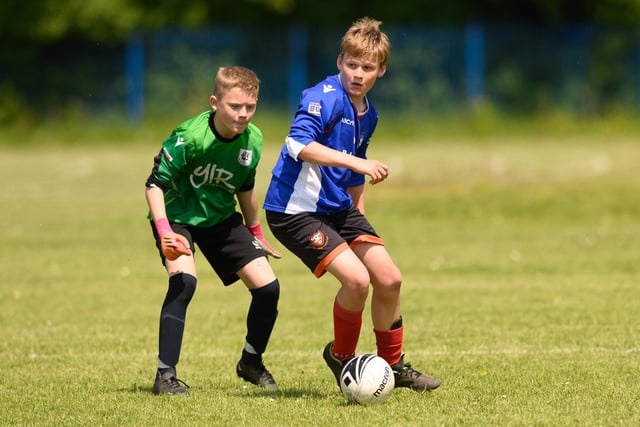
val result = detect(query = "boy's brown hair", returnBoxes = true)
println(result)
[214,66,260,99]
[339,17,391,66]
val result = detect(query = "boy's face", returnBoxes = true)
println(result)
[209,87,257,138]
[337,53,386,103]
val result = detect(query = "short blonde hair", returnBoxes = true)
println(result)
[339,17,391,66]
[213,66,260,99]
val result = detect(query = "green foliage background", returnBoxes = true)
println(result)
[3,0,640,42]
[3,1,640,127]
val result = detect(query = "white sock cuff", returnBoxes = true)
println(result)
[243,342,257,354]
[158,359,171,369]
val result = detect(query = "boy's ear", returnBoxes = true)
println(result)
[378,64,387,78]
[209,95,218,110]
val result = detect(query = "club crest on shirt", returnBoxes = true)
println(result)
[307,102,321,116]
[238,149,252,166]
[309,230,329,249]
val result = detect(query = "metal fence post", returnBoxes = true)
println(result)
[637,27,640,113]
[126,30,144,123]
[288,26,308,112]
[465,23,485,107]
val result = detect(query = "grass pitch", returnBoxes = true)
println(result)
[1,127,639,426]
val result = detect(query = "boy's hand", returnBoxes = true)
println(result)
[357,158,389,185]
[247,224,283,259]
[161,233,192,261]
[154,218,192,260]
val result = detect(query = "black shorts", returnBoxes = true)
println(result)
[266,205,383,278]
[150,212,265,286]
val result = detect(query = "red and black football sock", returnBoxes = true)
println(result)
[332,298,363,360]
[375,316,403,366]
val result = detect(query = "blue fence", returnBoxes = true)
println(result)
[12,24,640,122]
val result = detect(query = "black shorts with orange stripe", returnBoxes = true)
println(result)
[265,205,383,278]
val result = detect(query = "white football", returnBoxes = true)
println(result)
[339,354,395,405]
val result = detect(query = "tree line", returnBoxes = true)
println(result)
[2,0,640,43]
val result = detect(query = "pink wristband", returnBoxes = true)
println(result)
[154,218,173,237]
[247,223,264,238]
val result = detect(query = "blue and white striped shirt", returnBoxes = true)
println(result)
[263,74,378,214]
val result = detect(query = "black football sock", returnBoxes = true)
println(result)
[158,273,197,367]
[241,350,262,366]
[244,279,280,356]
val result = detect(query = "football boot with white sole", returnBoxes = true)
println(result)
[391,355,440,391]
[153,367,190,395]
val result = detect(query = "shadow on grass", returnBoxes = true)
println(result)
[121,384,154,395]
[230,386,328,399]
[120,383,328,400]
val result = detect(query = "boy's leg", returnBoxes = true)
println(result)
[236,258,280,391]
[332,297,363,360]
[326,249,371,359]
[353,243,401,333]
[320,249,371,384]
[153,272,197,395]
[157,272,197,366]
[149,222,196,395]
[321,297,364,386]
[356,243,441,392]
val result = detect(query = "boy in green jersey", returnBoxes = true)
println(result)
[145,66,282,395]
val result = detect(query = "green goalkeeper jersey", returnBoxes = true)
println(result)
[146,110,262,228]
